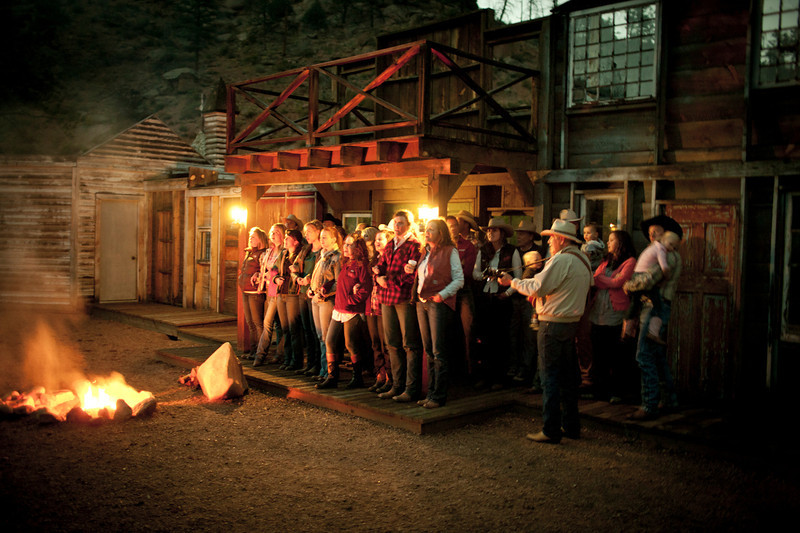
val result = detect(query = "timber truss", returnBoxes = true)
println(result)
[226,40,540,208]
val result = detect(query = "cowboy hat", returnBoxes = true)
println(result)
[559,209,584,223]
[640,214,683,240]
[284,213,304,227]
[455,210,480,232]
[541,219,582,243]
[485,217,515,239]
[515,220,541,241]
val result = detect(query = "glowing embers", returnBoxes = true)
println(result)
[1,372,156,424]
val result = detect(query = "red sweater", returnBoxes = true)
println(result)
[334,259,373,314]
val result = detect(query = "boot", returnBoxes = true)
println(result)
[345,361,365,390]
[253,353,266,367]
[315,359,339,389]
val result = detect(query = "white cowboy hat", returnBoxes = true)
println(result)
[541,219,582,243]
[559,209,584,223]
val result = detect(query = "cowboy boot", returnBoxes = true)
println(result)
[345,361,365,390]
[315,359,339,389]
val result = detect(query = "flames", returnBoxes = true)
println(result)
[1,372,156,423]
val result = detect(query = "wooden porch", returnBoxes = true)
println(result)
[91,303,732,444]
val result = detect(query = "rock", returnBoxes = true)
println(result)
[113,399,133,422]
[66,406,92,424]
[131,397,157,418]
[195,342,249,401]
[34,408,60,425]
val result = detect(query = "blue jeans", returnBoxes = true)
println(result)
[312,299,334,377]
[538,321,581,440]
[416,300,454,404]
[299,294,320,368]
[242,292,265,353]
[636,300,676,413]
[382,302,423,397]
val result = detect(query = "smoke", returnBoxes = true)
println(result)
[0,309,86,395]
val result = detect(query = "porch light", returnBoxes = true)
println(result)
[230,206,248,227]
[418,205,439,223]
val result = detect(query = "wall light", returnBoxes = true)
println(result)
[230,206,248,227]
[418,205,439,223]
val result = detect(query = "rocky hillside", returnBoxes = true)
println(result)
[1,0,482,156]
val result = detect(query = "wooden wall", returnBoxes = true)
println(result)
[0,156,77,308]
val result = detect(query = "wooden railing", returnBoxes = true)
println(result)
[227,40,539,154]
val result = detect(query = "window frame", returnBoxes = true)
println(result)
[782,191,800,342]
[567,0,661,108]
[754,0,800,88]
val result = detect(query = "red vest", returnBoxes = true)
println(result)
[419,245,457,311]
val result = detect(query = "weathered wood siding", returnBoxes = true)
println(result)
[0,156,77,307]
[662,0,748,164]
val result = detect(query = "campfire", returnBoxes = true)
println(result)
[1,372,156,424]
[0,319,156,425]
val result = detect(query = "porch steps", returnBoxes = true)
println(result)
[90,303,237,345]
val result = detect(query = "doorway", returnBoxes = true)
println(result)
[97,196,141,302]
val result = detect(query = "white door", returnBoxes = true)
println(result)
[98,198,139,302]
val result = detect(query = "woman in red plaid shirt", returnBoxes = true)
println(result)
[373,210,423,402]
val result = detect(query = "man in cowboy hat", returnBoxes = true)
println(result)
[499,218,593,443]
[284,214,304,231]
[455,210,481,246]
[628,215,683,421]
[473,217,522,389]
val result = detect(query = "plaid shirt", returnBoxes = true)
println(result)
[374,235,421,305]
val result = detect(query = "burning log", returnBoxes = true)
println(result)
[2,373,156,424]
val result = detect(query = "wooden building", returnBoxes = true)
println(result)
[0,116,210,309]
[226,1,798,408]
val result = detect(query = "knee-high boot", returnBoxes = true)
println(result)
[346,360,365,389]
[315,358,338,389]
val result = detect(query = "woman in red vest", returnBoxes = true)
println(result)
[410,218,464,408]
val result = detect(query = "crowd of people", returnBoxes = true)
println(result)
[238,208,683,440]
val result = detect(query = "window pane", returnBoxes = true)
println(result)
[642,4,656,19]
[787,0,800,11]
[782,11,799,29]
[781,29,798,47]
[761,65,778,83]
[627,67,640,82]
[575,31,587,46]
[761,49,778,66]
[628,7,642,22]
[626,83,639,97]
[642,35,655,51]
[627,53,640,68]
[589,29,600,44]
[762,30,779,49]
[600,56,613,71]
[600,42,613,56]
[763,13,780,31]
[601,12,614,27]
[575,45,586,60]
[778,63,797,81]
[613,70,626,84]
[763,0,781,14]
[612,84,625,98]
[575,17,588,31]
[601,27,614,42]
[589,14,600,30]
[599,71,612,85]
[574,60,586,75]
[640,65,654,81]
[588,58,599,72]
[629,22,641,38]
[615,54,627,68]
[640,80,654,96]
[588,44,600,59]
[614,40,628,54]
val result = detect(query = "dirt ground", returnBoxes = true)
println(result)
[1,313,799,532]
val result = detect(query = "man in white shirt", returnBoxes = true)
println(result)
[499,219,592,443]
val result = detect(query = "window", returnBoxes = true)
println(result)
[198,228,212,263]
[575,191,624,239]
[569,1,658,107]
[758,0,800,86]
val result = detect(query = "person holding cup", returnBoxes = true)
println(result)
[372,210,423,402]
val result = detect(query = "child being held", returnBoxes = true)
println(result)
[581,222,606,270]
[622,231,681,343]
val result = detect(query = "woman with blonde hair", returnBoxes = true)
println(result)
[239,226,267,359]
[253,223,287,367]
[410,217,463,407]
[292,219,324,376]
[308,225,342,381]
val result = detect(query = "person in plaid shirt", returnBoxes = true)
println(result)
[373,210,423,402]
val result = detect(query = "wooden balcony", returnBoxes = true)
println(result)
[226,40,540,156]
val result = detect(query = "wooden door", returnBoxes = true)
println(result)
[665,203,738,404]
[98,198,139,302]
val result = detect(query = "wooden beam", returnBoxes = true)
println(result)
[376,141,407,162]
[251,154,274,172]
[535,160,800,183]
[315,183,344,213]
[418,137,537,171]
[277,152,302,170]
[238,159,457,187]
[340,145,367,166]
[308,148,333,168]
[507,168,536,207]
